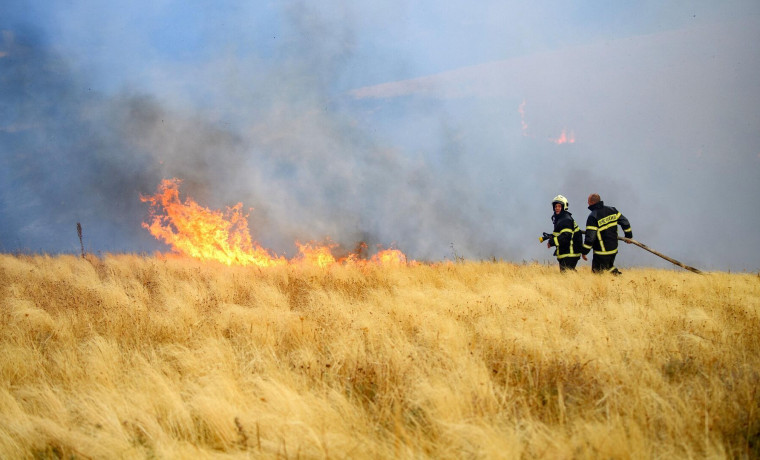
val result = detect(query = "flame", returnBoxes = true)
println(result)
[140,178,286,267]
[518,100,529,136]
[551,129,575,145]
[141,178,411,267]
[295,241,337,268]
[519,100,577,145]
[370,249,407,266]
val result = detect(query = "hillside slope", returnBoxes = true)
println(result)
[1,254,758,458]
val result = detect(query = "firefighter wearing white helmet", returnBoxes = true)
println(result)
[544,195,583,271]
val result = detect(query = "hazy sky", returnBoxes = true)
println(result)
[2,1,759,271]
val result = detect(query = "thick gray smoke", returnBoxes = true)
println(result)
[0,17,508,262]
[1,29,157,253]
[2,4,759,271]
[349,18,760,271]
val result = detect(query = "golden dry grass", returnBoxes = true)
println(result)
[1,253,759,459]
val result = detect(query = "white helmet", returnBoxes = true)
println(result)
[552,195,569,211]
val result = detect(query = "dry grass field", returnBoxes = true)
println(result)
[1,253,759,459]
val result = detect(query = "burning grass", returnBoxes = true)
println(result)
[1,254,759,458]
[139,178,409,268]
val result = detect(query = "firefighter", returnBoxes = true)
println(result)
[581,193,632,274]
[546,195,583,271]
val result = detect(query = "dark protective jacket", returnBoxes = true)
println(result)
[582,201,632,256]
[548,210,583,259]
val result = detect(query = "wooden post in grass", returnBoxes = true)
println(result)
[618,237,702,274]
[77,222,85,258]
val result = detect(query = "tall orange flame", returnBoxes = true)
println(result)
[141,178,411,267]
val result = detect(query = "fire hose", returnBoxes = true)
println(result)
[617,237,702,274]
[539,232,702,273]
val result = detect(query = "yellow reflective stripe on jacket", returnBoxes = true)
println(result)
[597,212,620,227]
[598,221,619,232]
[593,213,619,253]
[596,227,606,252]
[558,225,581,257]
[585,224,598,249]
[553,224,581,258]
[595,248,618,255]
[570,223,580,256]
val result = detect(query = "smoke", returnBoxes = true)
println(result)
[0,29,153,252]
[0,10,508,261]
[1,3,759,271]
[347,17,760,271]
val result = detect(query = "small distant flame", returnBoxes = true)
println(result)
[518,100,575,145]
[141,178,411,268]
[518,100,529,136]
[551,129,575,145]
